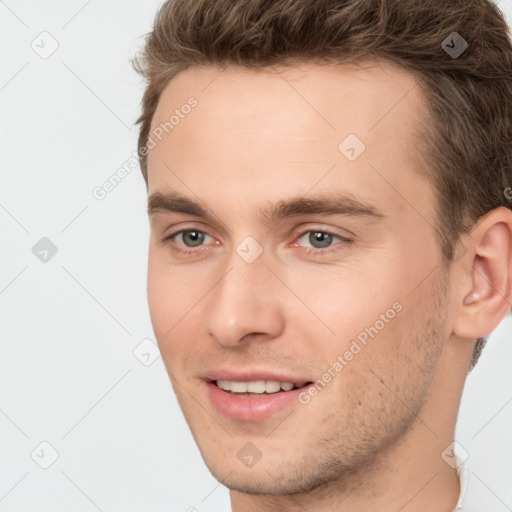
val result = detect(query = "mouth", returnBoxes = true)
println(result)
[204,378,315,421]
[214,379,312,397]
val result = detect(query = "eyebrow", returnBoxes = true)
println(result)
[147,191,385,224]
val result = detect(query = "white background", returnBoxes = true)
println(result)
[0,1,511,511]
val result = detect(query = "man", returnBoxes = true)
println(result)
[133,0,512,510]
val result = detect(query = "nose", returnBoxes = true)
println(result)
[204,254,285,347]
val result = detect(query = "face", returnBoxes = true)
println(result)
[146,61,452,495]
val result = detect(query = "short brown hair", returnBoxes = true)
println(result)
[132,0,512,369]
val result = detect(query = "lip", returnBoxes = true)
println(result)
[204,380,313,422]
[202,369,311,384]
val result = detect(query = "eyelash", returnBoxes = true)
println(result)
[162,228,352,257]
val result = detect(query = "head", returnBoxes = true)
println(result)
[133,0,512,501]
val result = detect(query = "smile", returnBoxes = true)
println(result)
[206,379,314,421]
[215,379,309,395]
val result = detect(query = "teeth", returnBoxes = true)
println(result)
[265,380,281,393]
[247,380,266,393]
[230,381,249,393]
[216,380,302,393]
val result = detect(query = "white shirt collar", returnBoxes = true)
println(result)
[454,454,470,511]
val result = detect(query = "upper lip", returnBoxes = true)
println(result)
[203,368,312,383]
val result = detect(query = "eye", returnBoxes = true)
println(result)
[296,230,349,251]
[170,229,214,248]
[300,231,336,249]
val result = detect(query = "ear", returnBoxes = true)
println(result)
[453,206,512,339]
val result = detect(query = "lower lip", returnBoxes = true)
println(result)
[205,381,310,422]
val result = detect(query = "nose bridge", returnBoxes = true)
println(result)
[204,246,283,346]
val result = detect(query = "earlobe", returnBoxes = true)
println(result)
[453,207,512,339]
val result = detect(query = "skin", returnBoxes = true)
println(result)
[145,61,512,511]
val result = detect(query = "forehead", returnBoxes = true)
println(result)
[150,60,422,135]
[147,60,432,222]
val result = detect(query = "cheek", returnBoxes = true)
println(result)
[147,247,187,344]
[286,269,424,390]
[287,265,403,340]
[146,247,211,364]
[147,266,187,376]
[147,247,167,333]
